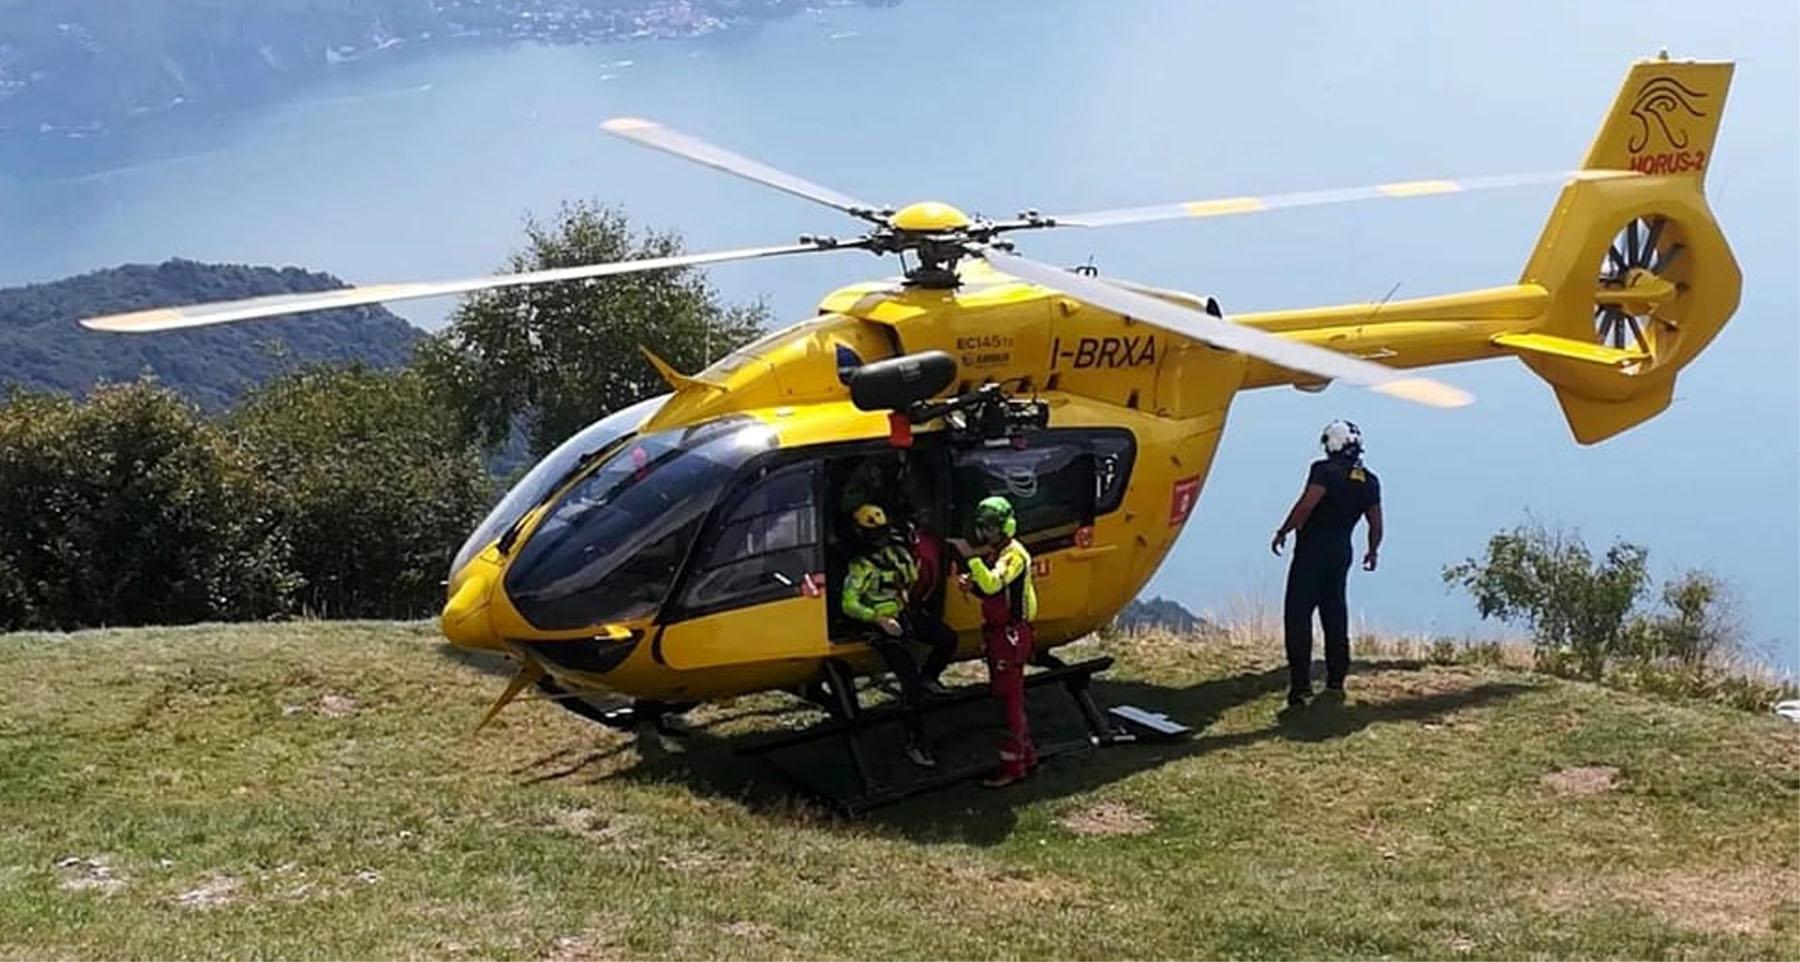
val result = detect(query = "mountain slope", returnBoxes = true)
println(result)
[1115,595,1216,635]
[0,259,421,408]
[0,621,1793,958]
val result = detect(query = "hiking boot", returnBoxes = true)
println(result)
[904,742,938,769]
[919,679,954,700]
[1316,686,1346,705]
[982,769,1027,789]
[1286,689,1311,709]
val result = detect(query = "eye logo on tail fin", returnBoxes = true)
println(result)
[1627,75,1709,152]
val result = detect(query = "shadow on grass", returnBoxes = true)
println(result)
[505,655,1532,845]
[434,642,514,678]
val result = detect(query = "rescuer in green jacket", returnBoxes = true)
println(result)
[842,502,955,768]
[956,496,1040,787]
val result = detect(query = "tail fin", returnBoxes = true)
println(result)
[1582,57,1733,179]
[1504,56,1741,444]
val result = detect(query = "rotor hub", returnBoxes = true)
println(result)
[888,201,972,233]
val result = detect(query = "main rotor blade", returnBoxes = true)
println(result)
[976,248,1472,409]
[1049,170,1637,229]
[602,117,883,221]
[81,241,850,333]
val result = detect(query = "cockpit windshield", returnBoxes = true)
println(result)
[449,394,669,577]
[503,417,776,630]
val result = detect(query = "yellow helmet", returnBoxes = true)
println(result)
[852,503,889,530]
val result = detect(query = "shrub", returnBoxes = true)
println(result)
[0,381,296,630]
[1444,520,1788,711]
[1625,569,1740,666]
[1443,521,1648,681]
[229,365,491,618]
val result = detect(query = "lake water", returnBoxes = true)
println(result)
[1,0,1794,667]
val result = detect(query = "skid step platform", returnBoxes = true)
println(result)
[739,654,1188,815]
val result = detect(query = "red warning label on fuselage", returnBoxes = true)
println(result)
[1169,475,1201,526]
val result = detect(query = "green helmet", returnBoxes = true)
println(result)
[974,495,1017,539]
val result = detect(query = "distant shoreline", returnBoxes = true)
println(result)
[0,0,895,179]
[0,36,652,182]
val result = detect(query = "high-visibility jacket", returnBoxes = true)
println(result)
[965,538,1037,625]
[842,542,917,623]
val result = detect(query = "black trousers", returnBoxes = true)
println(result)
[1283,543,1352,694]
[868,609,957,740]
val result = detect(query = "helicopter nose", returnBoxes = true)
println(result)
[441,566,498,649]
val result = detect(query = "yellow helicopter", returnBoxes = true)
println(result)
[84,58,1739,759]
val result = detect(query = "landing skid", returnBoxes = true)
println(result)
[534,676,696,737]
[740,655,1189,816]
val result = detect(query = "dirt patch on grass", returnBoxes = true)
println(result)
[1636,867,1800,935]
[1540,765,1620,796]
[55,855,126,896]
[174,873,241,910]
[1537,867,1798,936]
[543,933,622,961]
[317,693,359,718]
[1055,800,1156,837]
[936,862,1091,908]
[1358,666,1478,701]
[656,848,730,873]
[544,807,635,847]
[718,920,778,940]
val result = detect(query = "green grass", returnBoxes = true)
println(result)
[1,622,1795,960]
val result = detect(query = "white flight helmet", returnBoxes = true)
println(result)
[1320,420,1363,459]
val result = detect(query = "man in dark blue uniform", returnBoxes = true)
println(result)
[1271,420,1383,708]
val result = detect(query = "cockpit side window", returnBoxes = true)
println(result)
[503,417,770,630]
[449,393,668,576]
[670,460,822,621]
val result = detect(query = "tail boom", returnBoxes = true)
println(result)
[1234,57,1740,444]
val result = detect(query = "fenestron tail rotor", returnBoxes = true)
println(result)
[1593,213,1686,360]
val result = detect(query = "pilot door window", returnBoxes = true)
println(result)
[949,430,1133,550]
[953,439,1096,550]
[673,460,822,619]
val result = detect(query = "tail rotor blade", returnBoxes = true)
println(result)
[975,247,1471,409]
[81,241,856,333]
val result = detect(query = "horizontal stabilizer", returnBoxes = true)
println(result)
[1492,332,1648,369]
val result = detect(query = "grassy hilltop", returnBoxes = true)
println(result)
[1,621,1795,959]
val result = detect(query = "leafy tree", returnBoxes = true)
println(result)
[0,381,296,630]
[1443,522,1649,681]
[417,201,770,455]
[229,364,491,618]
[1626,569,1741,667]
